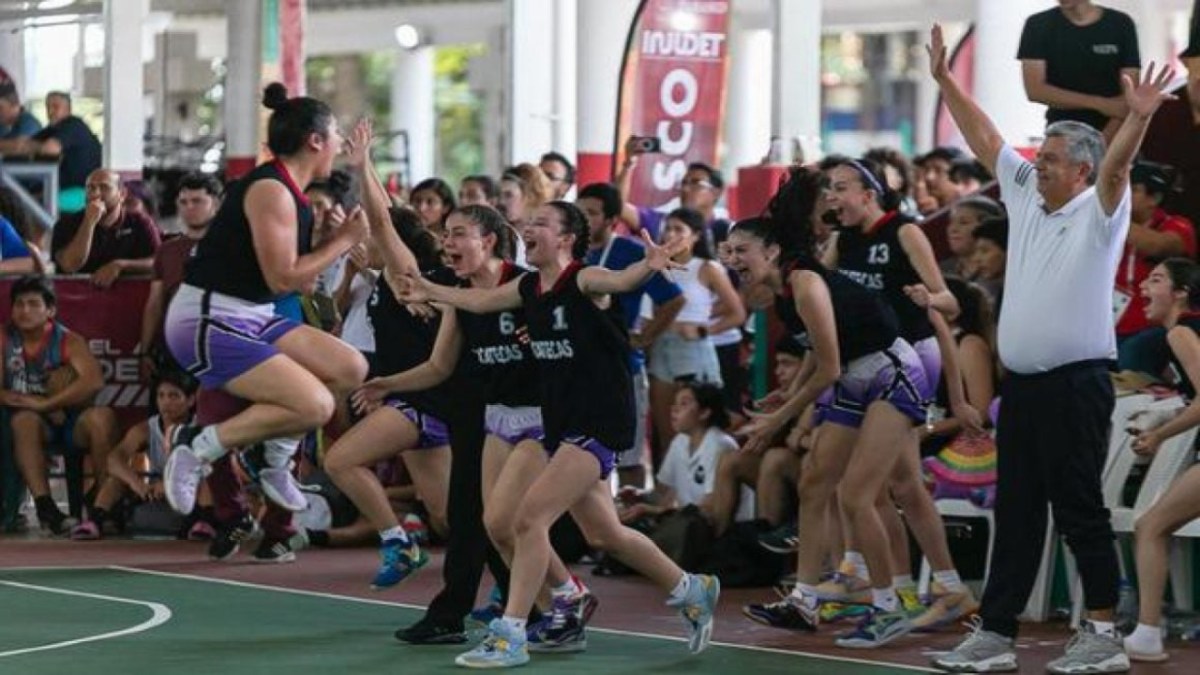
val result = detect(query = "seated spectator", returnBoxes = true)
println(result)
[138,172,220,380]
[410,177,455,236]
[70,369,214,540]
[864,147,918,217]
[540,150,576,200]
[911,156,942,217]
[459,174,498,207]
[0,83,42,142]
[950,159,992,195]
[619,383,743,524]
[618,139,730,247]
[919,146,969,209]
[1116,162,1197,374]
[25,91,102,213]
[970,216,1008,310]
[940,195,1004,280]
[51,168,161,286]
[0,275,117,535]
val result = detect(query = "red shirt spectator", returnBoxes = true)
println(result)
[51,170,160,286]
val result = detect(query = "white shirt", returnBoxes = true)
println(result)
[340,270,378,352]
[994,145,1130,374]
[657,428,753,520]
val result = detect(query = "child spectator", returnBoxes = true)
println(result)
[970,216,1008,310]
[940,196,1004,280]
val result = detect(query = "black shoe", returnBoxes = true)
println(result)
[395,617,468,644]
[742,598,819,631]
[208,515,260,561]
[251,537,296,564]
[36,498,75,537]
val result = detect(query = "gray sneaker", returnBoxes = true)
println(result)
[1045,623,1130,674]
[932,618,1017,672]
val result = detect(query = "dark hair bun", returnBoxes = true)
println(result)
[262,82,289,111]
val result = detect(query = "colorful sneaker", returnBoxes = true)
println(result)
[470,585,505,625]
[898,586,926,619]
[251,537,297,564]
[912,584,980,632]
[395,617,468,645]
[834,608,914,649]
[238,447,307,512]
[1045,622,1130,674]
[164,428,211,515]
[819,601,873,624]
[455,618,530,668]
[187,520,216,541]
[667,574,719,654]
[758,521,800,554]
[814,572,872,604]
[70,519,101,540]
[403,513,429,545]
[371,538,429,589]
[743,596,818,631]
[931,618,1017,672]
[208,515,261,561]
[527,592,599,653]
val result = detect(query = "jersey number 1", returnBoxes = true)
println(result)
[552,306,568,331]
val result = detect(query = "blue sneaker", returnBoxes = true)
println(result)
[455,618,530,669]
[834,608,914,649]
[527,592,599,653]
[470,585,505,625]
[370,538,429,590]
[667,574,720,654]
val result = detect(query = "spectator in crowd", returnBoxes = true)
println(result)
[911,156,942,216]
[930,22,1171,672]
[864,147,918,217]
[619,383,744,524]
[0,187,46,273]
[578,181,684,488]
[1140,14,1200,228]
[540,151,576,200]
[971,216,1009,310]
[497,163,551,227]
[1018,0,1140,137]
[950,159,993,195]
[410,177,456,236]
[138,172,220,380]
[0,83,42,142]
[619,138,730,246]
[51,168,161,287]
[0,275,117,535]
[940,195,1005,280]
[919,146,970,209]
[122,180,156,224]
[305,170,354,332]
[23,91,102,213]
[459,174,499,207]
[1115,162,1197,374]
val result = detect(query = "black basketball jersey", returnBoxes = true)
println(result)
[368,266,462,419]
[1168,314,1200,400]
[455,262,540,408]
[774,256,900,363]
[835,211,933,342]
[186,160,314,304]
[517,262,634,452]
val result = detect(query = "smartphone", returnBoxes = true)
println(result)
[630,135,661,154]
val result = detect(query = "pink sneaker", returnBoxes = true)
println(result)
[187,520,217,541]
[70,520,101,540]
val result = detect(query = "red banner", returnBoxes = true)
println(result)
[934,25,976,150]
[0,277,150,432]
[615,0,732,209]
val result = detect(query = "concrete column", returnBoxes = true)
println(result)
[506,0,575,165]
[0,26,25,94]
[225,0,262,178]
[103,0,147,176]
[391,46,436,185]
[973,0,1047,147]
[771,0,822,161]
[576,0,640,186]
[724,28,773,172]
[552,0,577,162]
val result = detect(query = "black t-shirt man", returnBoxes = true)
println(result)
[32,115,101,189]
[1017,4,1140,131]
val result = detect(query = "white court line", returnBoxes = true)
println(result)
[0,579,172,658]
[111,565,935,672]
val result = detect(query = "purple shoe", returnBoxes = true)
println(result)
[258,465,307,512]
[164,445,211,515]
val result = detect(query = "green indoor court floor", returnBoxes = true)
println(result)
[0,566,928,674]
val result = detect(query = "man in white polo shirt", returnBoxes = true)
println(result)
[926,24,1176,674]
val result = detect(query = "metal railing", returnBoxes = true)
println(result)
[0,158,59,231]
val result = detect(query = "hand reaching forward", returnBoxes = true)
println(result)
[926,24,950,82]
[1122,62,1177,119]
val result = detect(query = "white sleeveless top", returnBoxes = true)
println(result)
[674,257,717,325]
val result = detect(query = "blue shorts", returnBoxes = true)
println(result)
[384,397,449,449]
[815,338,928,429]
[484,405,544,446]
[166,285,302,389]
[554,434,619,480]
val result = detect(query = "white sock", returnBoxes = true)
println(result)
[1089,620,1117,638]
[872,587,899,612]
[790,583,820,609]
[263,435,301,468]
[844,551,869,580]
[893,574,914,589]
[191,426,227,463]
[551,578,579,599]
[932,569,966,592]
[500,616,527,635]
[669,574,691,602]
[379,525,410,545]
[1125,623,1163,652]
